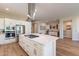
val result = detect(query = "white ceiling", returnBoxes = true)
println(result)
[0,3,28,19]
[0,3,79,21]
[35,3,79,22]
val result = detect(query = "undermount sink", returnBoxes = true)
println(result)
[24,34,39,38]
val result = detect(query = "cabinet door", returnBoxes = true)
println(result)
[25,22,31,34]
[24,43,34,56]
[33,46,43,56]
[0,18,4,29]
[19,38,34,56]
[5,18,16,27]
[0,34,5,44]
[33,42,43,56]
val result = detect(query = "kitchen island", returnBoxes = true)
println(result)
[19,33,59,56]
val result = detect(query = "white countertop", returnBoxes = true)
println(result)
[21,33,59,45]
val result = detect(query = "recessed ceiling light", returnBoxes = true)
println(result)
[5,8,9,11]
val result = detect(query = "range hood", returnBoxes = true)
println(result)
[26,3,36,21]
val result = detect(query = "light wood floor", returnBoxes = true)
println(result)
[0,43,28,56]
[0,38,79,56]
[56,38,79,56]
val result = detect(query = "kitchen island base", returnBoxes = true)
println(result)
[19,34,58,56]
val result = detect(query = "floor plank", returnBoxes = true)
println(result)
[0,43,28,56]
[56,38,79,56]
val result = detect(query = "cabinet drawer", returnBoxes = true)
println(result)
[32,41,43,48]
[19,41,34,56]
[19,36,44,56]
[24,39,34,45]
[25,44,34,55]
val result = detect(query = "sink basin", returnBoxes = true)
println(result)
[24,34,39,38]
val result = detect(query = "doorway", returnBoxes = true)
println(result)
[63,20,72,39]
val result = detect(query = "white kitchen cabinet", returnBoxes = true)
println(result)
[0,34,5,44]
[25,22,31,34]
[33,42,43,56]
[49,31,58,36]
[0,16,31,44]
[19,40,43,56]
[0,34,17,44]
[5,18,16,27]
[19,40,34,55]
[0,18,4,29]
[19,35,43,56]
[11,19,31,35]
[5,18,31,34]
[19,34,58,56]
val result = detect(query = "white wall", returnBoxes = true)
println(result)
[38,22,47,34]
[72,16,79,41]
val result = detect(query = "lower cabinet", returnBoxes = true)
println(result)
[19,38,43,56]
[19,35,57,56]
[33,46,43,56]
[19,41,33,55]
[0,34,17,44]
[33,42,43,56]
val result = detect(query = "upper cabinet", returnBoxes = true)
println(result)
[5,18,31,34]
[0,15,5,30]
[0,18,4,30]
[5,18,17,27]
[25,22,31,34]
[0,14,31,35]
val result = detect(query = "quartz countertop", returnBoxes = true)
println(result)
[21,33,59,45]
